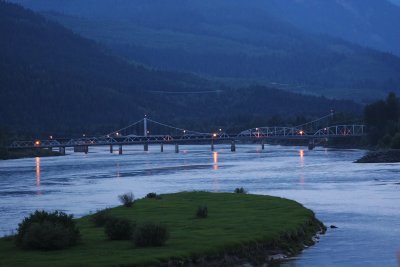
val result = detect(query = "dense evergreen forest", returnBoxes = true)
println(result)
[11,0,400,100]
[364,93,400,148]
[0,1,361,140]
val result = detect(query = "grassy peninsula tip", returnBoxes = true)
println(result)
[0,192,325,267]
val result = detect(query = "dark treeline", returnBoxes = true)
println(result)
[364,92,400,148]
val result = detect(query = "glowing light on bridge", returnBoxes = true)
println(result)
[213,133,218,138]
[299,130,304,135]
[34,140,41,146]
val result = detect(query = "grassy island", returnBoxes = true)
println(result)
[0,192,325,267]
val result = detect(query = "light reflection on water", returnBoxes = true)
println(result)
[0,145,399,266]
[35,157,40,186]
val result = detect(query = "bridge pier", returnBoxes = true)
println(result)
[144,143,149,152]
[308,140,315,150]
[175,144,179,153]
[110,145,113,153]
[161,143,164,152]
[84,146,88,154]
[58,147,65,155]
[211,141,214,151]
[231,140,236,152]
[119,145,123,155]
[261,140,265,150]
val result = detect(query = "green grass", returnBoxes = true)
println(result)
[0,192,322,267]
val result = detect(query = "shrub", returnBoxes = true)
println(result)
[234,187,247,194]
[104,218,134,240]
[133,223,169,247]
[196,206,208,218]
[118,192,134,207]
[90,209,113,227]
[16,210,80,250]
[146,192,161,199]
[391,133,400,149]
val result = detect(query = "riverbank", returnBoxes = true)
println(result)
[0,192,325,267]
[0,148,62,160]
[355,149,400,163]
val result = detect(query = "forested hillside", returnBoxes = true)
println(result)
[9,0,400,101]
[0,1,361,136]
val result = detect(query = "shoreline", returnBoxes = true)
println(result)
[158,218,325,267]
[355,149,400,163]
[0,148,63,160]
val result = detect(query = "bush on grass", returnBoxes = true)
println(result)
[118,192,134,207]
[90,209,113,227]
[146,192,161,199]
[16,210,80,250]
[196,206,208,218]
[234,187,247,194]
[104,218,134,240]
[133,223,169,247]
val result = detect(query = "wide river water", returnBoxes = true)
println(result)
[0,145,399,266]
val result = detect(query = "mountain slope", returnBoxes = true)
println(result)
[263,0,400,57]
[0,1,361,135]
[9,0,400,101]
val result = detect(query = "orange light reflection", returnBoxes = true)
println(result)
[35,157,41,186]
[213,152,219,170]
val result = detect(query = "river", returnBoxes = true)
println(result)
[0,145,399,266]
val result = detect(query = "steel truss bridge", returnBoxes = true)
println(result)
[8,113,365,151]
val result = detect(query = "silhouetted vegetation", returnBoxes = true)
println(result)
[145,192,161,199]
[118,192,134,207]
[364,92,400,148]
[16,211,80,250]
[196,206,208,219]
[234,187,247,194]
[104,218,134,240]
[133,223,169,247]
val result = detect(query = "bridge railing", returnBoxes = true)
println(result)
[313,125,365,137]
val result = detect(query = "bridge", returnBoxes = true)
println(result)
[8,113,365,154]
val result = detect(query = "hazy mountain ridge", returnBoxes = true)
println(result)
[0,1,361,135]
[9,0,400,100]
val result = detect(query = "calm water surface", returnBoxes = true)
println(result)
[0,145,399,267]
